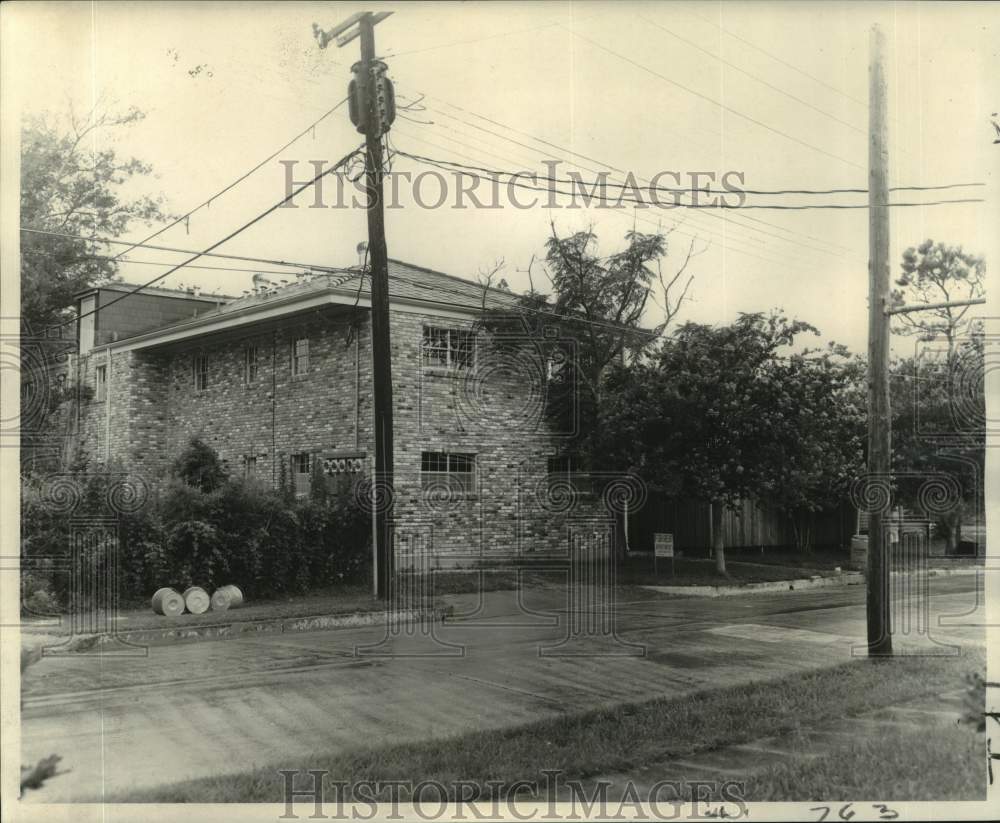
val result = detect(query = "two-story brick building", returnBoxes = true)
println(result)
[69,258,613,567]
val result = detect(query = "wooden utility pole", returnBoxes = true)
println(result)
[316,11,395,599]
[866,24,892,656]
[358,14,394,602]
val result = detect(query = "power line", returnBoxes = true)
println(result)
[21,227,346,273]
[418,97,864,256]
[412,105,858,266]
[636,13,866,136]
[563,25,866,171]
[394,150,985,211]
[389,125,847,271]
[20,246,313,278]
[38,144,365,330]
[393,146,983,198]
[685,7,868,108]
[105,97,350,263]
[389,125,818,274]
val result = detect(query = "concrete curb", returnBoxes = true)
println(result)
[642,565,980,598]
[643,572,865,598]
[26,605,453,652]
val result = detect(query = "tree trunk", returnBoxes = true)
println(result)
[711,502,727,575]
[942,511,961,554]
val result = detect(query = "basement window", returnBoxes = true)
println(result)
[193,355,209,391]
[95,365,107,401]
[421,451,476,494]
[422,326,475,370]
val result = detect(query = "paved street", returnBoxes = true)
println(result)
[20,576,985,802]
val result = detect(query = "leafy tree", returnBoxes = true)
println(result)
[20,102,169,332]
[757,345,866,550]
[888,240,986,553]
[597,312,821,574]
[890,336,985,553]
[478,226,694,466]
[890,240,985,356]
[171,437,228,493]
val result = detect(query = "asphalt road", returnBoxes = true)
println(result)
[19,575,985,802]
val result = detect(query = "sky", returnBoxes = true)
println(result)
[5,0,998,355]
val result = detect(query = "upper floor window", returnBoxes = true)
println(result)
[291,337,310,377]
[78,296,96,355]
[245,344,259,385]
[193,354,209,391]
[421,451,476,493]
[422,326,475,370]
[95,364,107,401]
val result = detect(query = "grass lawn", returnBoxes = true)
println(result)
[747,723,983,801]
[618,555,844,587]
[119,649,984,803]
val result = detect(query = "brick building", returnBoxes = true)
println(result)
[69,259,613,567]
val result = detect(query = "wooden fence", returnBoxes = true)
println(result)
[627,494,856,553]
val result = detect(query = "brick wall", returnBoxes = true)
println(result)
[74,304,610,565]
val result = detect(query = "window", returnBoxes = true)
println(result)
[244,344,259,385]
[291,337,310,377]
[193,354,209,391]
[244,455,257,478]
[421,451,476,493]
[291,452,311,498]
[95,365,107,401]
[422,326,475,369]
[78,296,96,355]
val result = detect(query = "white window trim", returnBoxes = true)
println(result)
[244,343,259,385]
[95,364,107,401]
[193,354,209,391]
[291,337,310,377]
[420,450,477,495]
[421,325,477,371]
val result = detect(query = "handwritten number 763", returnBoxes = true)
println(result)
[810,803,898,821]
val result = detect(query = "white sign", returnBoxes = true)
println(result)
[654,533,674,558]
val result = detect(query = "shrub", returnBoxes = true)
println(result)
[171,437,228,493]
[20,461,372,613]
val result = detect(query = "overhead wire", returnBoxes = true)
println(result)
[21,228,347,273]
[562,26,866,171]
[104,96,350,263]
[32,143,365,331]
[685,7,868,108]
[416,97,866,256]
[393,150,985,211]
[636,13,866,136]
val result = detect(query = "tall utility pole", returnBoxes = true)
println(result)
[866,24,892,656]
[315,11,395,599]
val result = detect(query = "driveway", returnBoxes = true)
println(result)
[18,575,985,802]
